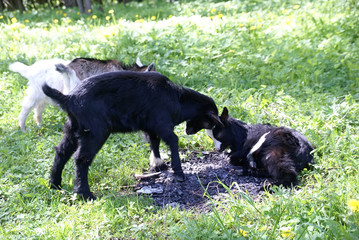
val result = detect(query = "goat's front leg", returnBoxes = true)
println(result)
[228,150,251,175]
[145,131,168,172]
[160,131,184,182]
[228,148,247,165]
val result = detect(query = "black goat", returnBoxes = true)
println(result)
[42,71,222,200]
[206,107,314,187]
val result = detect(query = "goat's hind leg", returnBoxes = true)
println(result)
[49,121,78,189]
[19,86,45,132]
[19,98,37,132]
[145,131,168,172]
[264,150,298,187]
[73,131,109,200]
[34,101,46,126]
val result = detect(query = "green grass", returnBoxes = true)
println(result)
[1,0,359,238]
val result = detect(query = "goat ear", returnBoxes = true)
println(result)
[136,57,143,67]
[220,107,229,122]
[209,112,224,127]
[146,62,156,72]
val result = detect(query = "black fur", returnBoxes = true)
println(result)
[210,107,314,187]
[42,71,222,200]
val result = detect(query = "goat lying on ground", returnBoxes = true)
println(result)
[42,71,222,200]
[206,107,314,187]
[55,57,156,93]
[9,58,154,132]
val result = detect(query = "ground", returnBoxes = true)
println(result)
[135,151,272,210]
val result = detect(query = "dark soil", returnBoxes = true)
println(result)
[135,151,273,210]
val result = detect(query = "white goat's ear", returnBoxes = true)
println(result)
[145,62,156,72]
[136,57,143,67]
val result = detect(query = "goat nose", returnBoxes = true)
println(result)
[214,141,222,152]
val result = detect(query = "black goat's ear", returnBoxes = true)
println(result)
[209,112,224,127]
[220,107,229,122]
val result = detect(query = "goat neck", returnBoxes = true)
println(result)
[229,117,249,151]
[179,87,213,121]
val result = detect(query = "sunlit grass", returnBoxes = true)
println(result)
[0,0,359,238]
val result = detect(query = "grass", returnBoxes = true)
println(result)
[1,0,359,238]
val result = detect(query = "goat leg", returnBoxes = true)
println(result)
[72,130,109,200]
[74,158,95,200]
[49,127,77,189]
[145,131,168,172]
[161,131,185,182]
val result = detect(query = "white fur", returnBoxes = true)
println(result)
[9,59,75,132]
[205,129,222,151]
[246,131,270,168]
[149,151,163,167]
[60,67,81,94]
[248,132,270,155]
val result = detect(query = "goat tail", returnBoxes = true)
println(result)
[55,63,80,94]
[42,83,70,112]
[55,63,69,74]
[9,62,30,78]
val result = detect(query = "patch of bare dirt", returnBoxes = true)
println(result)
[135,151,272,210]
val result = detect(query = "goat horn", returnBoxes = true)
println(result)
[136,57,143,67]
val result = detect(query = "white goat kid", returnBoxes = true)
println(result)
[9,58,76,132]
[10,57,154,132]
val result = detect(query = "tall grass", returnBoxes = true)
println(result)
[1,0,358,238]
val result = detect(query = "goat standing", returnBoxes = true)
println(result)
[42,71,222,200]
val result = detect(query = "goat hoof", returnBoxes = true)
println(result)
[49,181,61,190]
[76,192,96,201]
[241,168,250,176]
[229,158,245,166]
[149,163,168,173]
[157,163,168,171]
[249,161,257,169]
[174,172,185,182]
